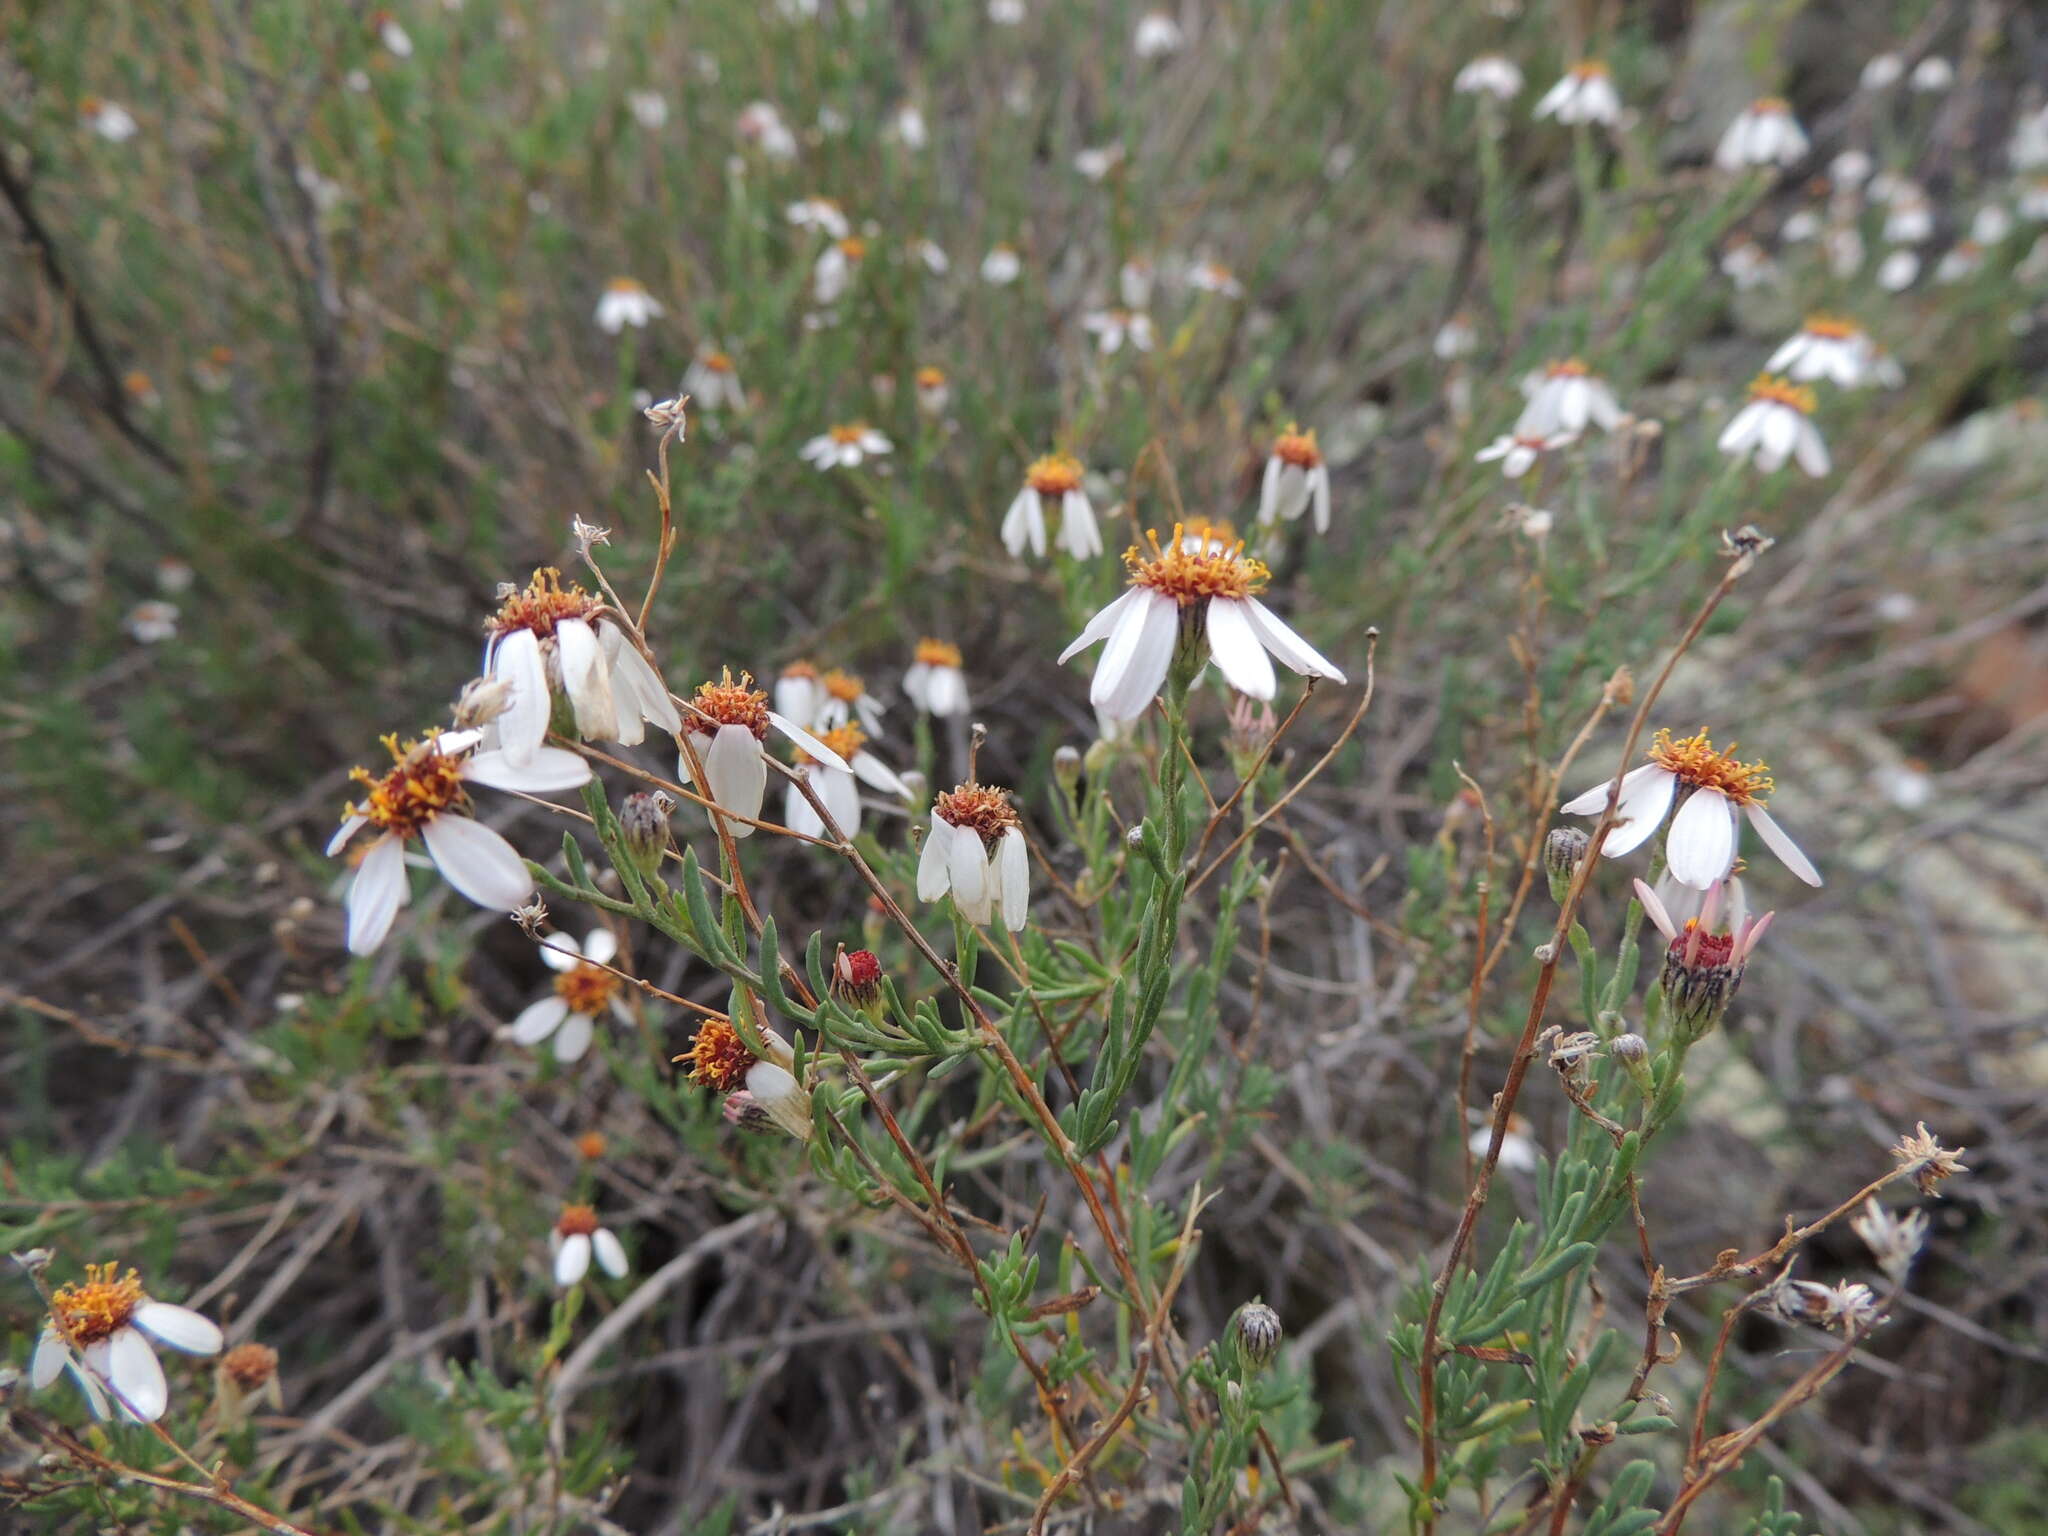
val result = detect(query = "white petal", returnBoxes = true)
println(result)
[1562,761,1661,816]
[820,763,863,836]
[784,773,824,839]
[420,815,535,912]
[556,619,616,739]
[593,1228,629,1278]
[32,1329,68,1389]
[1311,466,1331,533]
[1794,421,1831,477]
[602,623,681,735]
[326,813,369,858]
[492,628,550,766]
[927,667,969,716]
[946,822,991,920]
[1597,768,1678,857]
[347,835,410,955]
[917,818,953,900]
[510,994,570,1044]
[1257,455,1284,524]
[900,663,929,712]
[996,827,1030,931]
[1718,403,1764,455]
[553,1009,595,1062]
[769,712,851,770]
[703,723,769,833]
[1665,789,1738,889]
[463,746,591,794]
[106,1328,168,1422]
[132,1301,222,1356]
[1058,490,1103,559]
[555,1232,592,1286]
[1059,587,1143,664]
[1746,803,1823,886]
[1002,487,1045,558]
[1091,589,1179,721]
[1204,597,1279,700]
[851,751,910,797]
[582,928,618,965]
[540,931,583,969]
[1240,598,1345,682]
[1632,877,1678,941]
[1765,336,1803,373]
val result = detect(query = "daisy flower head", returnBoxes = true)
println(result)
[125,600,179,643]
[1561,727,1821,890]
[1720,237,1779,291]
[1533,60,1621,127]
[330,729,589,955]
[774,661,823,727]
[812,235,867,304]
[626,89,668,129]
[678,669,848,837]
[1971,204,2014,246]
[817,668,887,734]
[510,929,627,1063]
[550,1205,629,1286]
[914,365,950,416]
[889,102,929,149]
[1120,256,1156,310]
[1860,53,1903,91]
[1060,524,1345,722]
[909,237,950,275]
[1877,248,1920,291]
[1516,357,1624,437]
[1434,312,1478,359]
[1830,149,1874,189]
[1714,98,1809,172]
[1633,876,1774,1038]
[1073,144,1125,181]
[33,1263,224,1422]
[1477,429,1577,478]
[1909,56,1953,92]
[594,278,662,335]
[484,568,679,764]
[1884,188,1934,245]
[1718,374,1829,476]
[918,781,1030,930]
[1454,54,1524,102]
[1766,315,1875,387]
[80,97,138,142]
[1133,8,1185,58]
[784,721,910,838]
[373,9,413,56]
[981,243,1023,285]
[786,195,851,240]
[1934,241,1983,283]
[1258,426,1332,533]
[800,420,891,469]
[904,638,970,717]
[1083,308,1154,354]
[1187,260,1245,298]
[682,345,745,411]
[1004,452,1103,560]
[737,100,798,160]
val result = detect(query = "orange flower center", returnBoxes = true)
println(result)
[1752,97,1790,115]
[935,782,1020,844]
[1745,374,1817,415]
[555,962,621,1016]
[1545,357,1590,379]
[916,366,946,389]
[606,277,642,294]
[1025,453,1085,496]
[1647,728,1774,807]
[802,722,866,766]
[487,567,607,640]
[1272,427,1322,469]
[691,669,771,737]
[1802,314,1860,340]
[822,669,865,702]
[915,638,962,668]
[1126,523,1269,605]
[555,1204,600,1237]
[779,660,819,683]
[836,236,867,262]
[1571,60,1608,80]
[702,350,734,372]
[680,1018,754,1093]
[123,370,154,396]
[344,733,469,840]
[828,422,871,444]
[221,1342,278,1390]
[49,1264,144,1346]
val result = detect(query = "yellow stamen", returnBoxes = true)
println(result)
[1124,523,1269,605]
[343,732,469,840]
[1647,728,1774,807]
[914,638,962,668]
[49,1263,144,1346]
[691,669,771,738]
[1025,453,1086,496]
[1745,374,1817,415]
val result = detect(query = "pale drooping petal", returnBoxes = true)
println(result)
[592,1228,629,1278]
[850,751,911,798]
[1002,486,1047,558]
[1561,761,1662,816]
[552,1009,596,1062]
[327,813,369,857]
[31,1329,68,1389]
[463,746,592,794]
[491,627,550,766]
[554,1232,593,1286]
[1257,454,1285,524]
[817,762,863,836]
[600,621,681,740]
[105,1327,168,1422]
[131,1302,223,1357]
[1745,803,1823,886]
[1665,788,1738,889]
[1091,589,1179,722]
[510,994,570,1044]
[1239,598,1345,681]
[1203,596,1278,700]
[420,815,536,912]
[1059,587,1145,664]
[1310,466,1331,533]
[699,724,768,834]
[946,822,992,921]
[540,932,583,970]
[917,819,954,900]
[995,827,1030,931]
[555,618,616,739]
[1593,767,1678,857]
[1057,490,1104,560]
[347,834,411,955]
[768,712,852,771]
[582,928,618,965]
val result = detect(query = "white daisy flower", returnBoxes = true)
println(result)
[1532,60,1621,127]
[551,1206,629,1286]
[2011,107,2048,172]
[1516,358,1625,437]
[904,639,971,717]
[786,196,851,240]
[1186,260,1245,298]
[1972,204,2015,245]
[483,568,678,764]
[812,236,867,304]
[917,781,1030,930]
[125,600,179,644]
[1720,238,1779,290]
[1877,248,1921,290]
[594,278,662,334]
[1765,315,1877,387]
[1433,312,1478,359]
[989,0,1025,21]
[783,721,910,838]
[32,1263,223,1423]
[1780,207,1823,243]
[1935,241,1983,283]
[627,89,668,129]
[1082,308,1154,354]
[1884,190,1934,245]
[914,365,950,415]
[678,670,848,836]
[329,728,590,955]
[889,102,929,149]
[1860,53,1903,91]
[773,661,825,728]
[737,100,798,160]
[1119,256,1156,310]
[1060,524,1345,722]
[1714,98,1809,171]
[1073,144,1125,180]
[1133,9,1184,58]
[680,345,746,412]
[1454,54,1524,101]
[815,668,888,735]
[80,97,138,142]
[909,237,950,275]
[981,243,1023,285]
[1717,374,1830,476]
[1003,452,1103,560]
[1475,430,1577,479]
[510,929,628,1063]
[1909,56,1953,92]
[800,421,891,469]
[1257,427,1332,533]
[1829,149,1874,188]
[1469,1112,1538,1172]
[1559,727,1821,890]
[375,11,413,56]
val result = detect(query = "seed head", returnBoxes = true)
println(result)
[1234,1302,1282,1371]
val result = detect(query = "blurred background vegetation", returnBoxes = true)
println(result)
[5,0,2047,1531]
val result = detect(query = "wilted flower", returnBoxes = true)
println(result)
[1257,427,1332,532]
[904,639,971,717]
[1718,375,1830,477]
[800,421,891,469]
[981,243,1023,285]
[1061,524,1344,721]
[1561,727,1820,890]
[683,345,746,411]
[1851,1200,1929,1286]
[679,670,847,836]
[32,1263,223,1422]
[215,1342,282,1423]
[1133,9,1184,58]
[1533,61,1621,127]
[594,278,662,334]
[1517,358,1624,438]
[1714,98,1809,171]
[1083,308,1154,354]
[1770,1275,1880,1332]
[484,568,679,762]
[1004,453,1104,560]
[1454,54,1523,101]
[550,1206,629,1286]
[919,782,1030,930]
[1892,1122,1969,1196]
[1634,876,1773,1038]
[510,929,627,1063]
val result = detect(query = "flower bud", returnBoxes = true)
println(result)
[831,945,885,1017]
[619,791,675,880]
[1544,827,1590,901]
[744,1061,814,1142]
[1234,1301,1282,1371]
[1053,744,1083,792]
[215,1341,283,1426]
[1611,1031,1654,1098]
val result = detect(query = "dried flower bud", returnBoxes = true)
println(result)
[644,395,688,434]
[722,1091,776,1133]
[832,945,885,1015]
[220,1342,278,1392]
[1234,1302,1282,1371]
[453,674,515,728]
[1544,827,1590,900]
[1053,744,1083,792]
[1892,1122,1968,1196]
[1611,1032,1648,1064]
[619,791,675,880]
[215,1341,283,1424]
[1850,1199,1929,1286]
